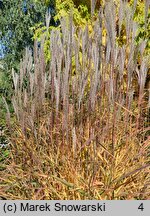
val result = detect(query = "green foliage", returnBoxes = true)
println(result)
[0,0,47,69]
[55,0,90,25]
[0,61,12,106]
[133,2,150,53]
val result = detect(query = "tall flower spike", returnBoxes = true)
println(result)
[12,68,19,93]
[91,0,97,16]
[118,0,125,35]
[46,10,51,31]
[145,0,150,25]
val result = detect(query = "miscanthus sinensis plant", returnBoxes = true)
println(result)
[1,0,150,200]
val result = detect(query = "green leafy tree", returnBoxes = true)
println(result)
[0,0,47,69]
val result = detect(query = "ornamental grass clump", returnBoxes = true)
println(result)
[0,1,149,200]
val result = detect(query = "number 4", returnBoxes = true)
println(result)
[138,203,144,211]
